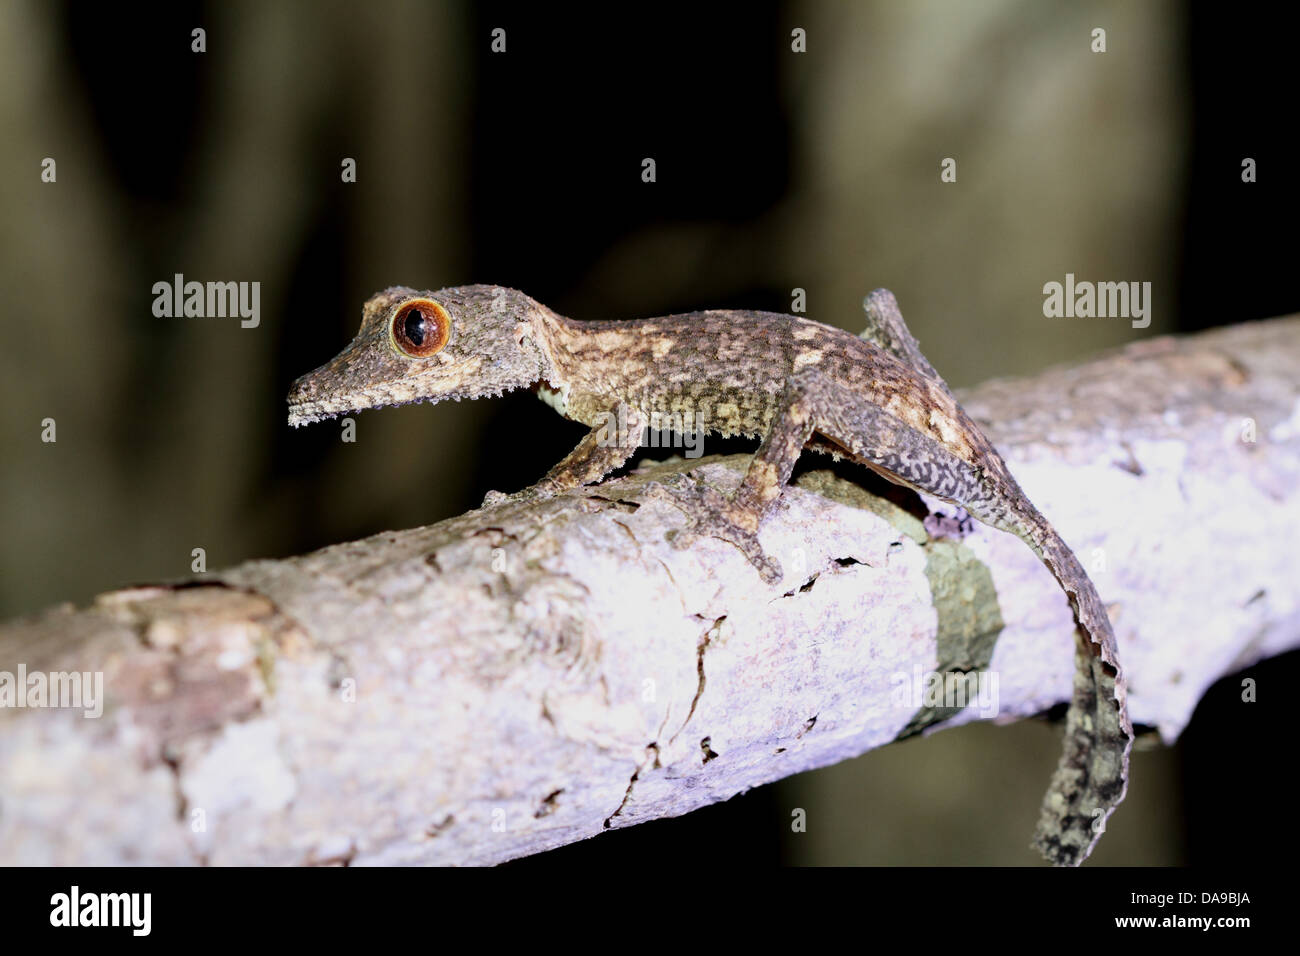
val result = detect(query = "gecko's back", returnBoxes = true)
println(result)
[548,309,985,467]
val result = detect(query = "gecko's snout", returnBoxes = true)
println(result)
[286,367,333,427]
[287,369,316,401]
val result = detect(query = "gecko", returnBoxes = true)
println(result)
[287,284,1133,865]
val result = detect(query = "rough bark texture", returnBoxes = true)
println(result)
[1,318,1297,866]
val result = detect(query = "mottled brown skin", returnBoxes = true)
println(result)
[288,284,1132,865]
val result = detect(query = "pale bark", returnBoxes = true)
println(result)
[1,317,1297,865]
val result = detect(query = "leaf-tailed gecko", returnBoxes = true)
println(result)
[287,284,1132,865]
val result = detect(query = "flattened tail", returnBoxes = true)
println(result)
[1009,513,1134,865]
[1032,647,1132,865]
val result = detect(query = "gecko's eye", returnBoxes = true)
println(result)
[391,299,451,358]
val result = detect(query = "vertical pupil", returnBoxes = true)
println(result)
[404,309,428,346]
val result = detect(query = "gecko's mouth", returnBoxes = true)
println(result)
[286,385,410,427]
[287,401,347,428]
[286,385,475,427]
[286,351,496,426]
[286,373,393,427]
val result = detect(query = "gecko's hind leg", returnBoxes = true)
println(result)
[649,385,816,585]
[861,289,947,389]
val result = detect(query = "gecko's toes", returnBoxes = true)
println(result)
[665,527,698,551]
[753,553,783,585]
[650,479,783,584]
[481,480,561,509]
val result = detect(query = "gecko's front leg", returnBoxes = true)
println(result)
[651,386,815,584]
[483,404,645,506]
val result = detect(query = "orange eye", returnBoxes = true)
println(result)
[391,299,450,357]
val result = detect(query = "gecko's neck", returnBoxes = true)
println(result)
[528,304,587,388]
[526,304,652,423]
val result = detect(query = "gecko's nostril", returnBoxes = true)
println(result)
[288,375,316,401]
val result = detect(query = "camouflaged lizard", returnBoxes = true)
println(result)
[287,284,1133,865]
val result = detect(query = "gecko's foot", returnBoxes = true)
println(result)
[481,480,560,509]
[646,476,783,584]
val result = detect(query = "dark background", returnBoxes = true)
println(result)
[1,0,1295,865]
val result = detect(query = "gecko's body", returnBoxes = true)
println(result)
[288,284,1132,865]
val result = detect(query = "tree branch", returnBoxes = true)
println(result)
[2,317,1298,865]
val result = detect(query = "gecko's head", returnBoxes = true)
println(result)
[287,284,551,426]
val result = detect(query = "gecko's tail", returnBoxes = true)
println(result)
[1018,517,1133,866]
